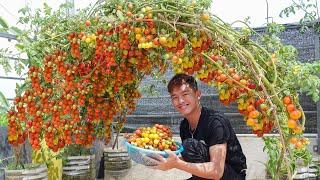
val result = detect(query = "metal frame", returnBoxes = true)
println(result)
[317,101,320,154]
[315,32,320,154]
[0,76,24,81]
[0,32,16,40]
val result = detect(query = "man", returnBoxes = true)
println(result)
[151,73,247,180]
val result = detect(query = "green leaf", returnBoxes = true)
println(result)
[14,61,25,76]
[0,106,8,113]
[9,26,23,35]
[43,3,52,15]
[116,10,125,21]
[15,44,25,51]
[0,114,8,126]
[0,16,9,28]
[15,82,27,96]
[18,6,30,15]
[0,27,8,33]
[0,91,9,109]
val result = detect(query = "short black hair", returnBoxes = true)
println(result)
[167,74,198,93]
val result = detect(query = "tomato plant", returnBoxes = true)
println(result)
[1,0,319,179]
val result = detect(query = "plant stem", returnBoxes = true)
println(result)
[112,129,120,150]
[151,9,195,18]
[206,19,293,178]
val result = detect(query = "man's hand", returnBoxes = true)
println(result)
[149,151,180,171]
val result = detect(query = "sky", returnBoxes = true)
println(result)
[0,0,311,99]
[0,0,307,27]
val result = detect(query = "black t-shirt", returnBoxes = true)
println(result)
[180,107,247,174]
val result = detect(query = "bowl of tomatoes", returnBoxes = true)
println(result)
[124,124,184,166]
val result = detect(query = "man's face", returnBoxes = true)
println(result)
[170,83,201,117]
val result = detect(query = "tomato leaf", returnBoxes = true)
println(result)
[9,26,23,35]
[15,44,25,51]
[0,16,9,28]
[0,91,9,109]
[116,10,124,21]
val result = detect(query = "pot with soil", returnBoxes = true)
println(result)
[104,122,132,180]
[62,145,95,180]
[5,163,48,180]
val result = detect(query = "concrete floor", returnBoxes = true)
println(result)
[104,134,318,180]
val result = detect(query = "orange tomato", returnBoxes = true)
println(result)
[293,126,303,134]
[85,20,91,27]
[246,118,255,127]
[248,110,260,119]
[286,104,295,112]
[246,104,255,112]
[232,74,241,81]
[289,137,298,145]
[283,96,291,105]
[287,119,297,129]
[295,141,303,149]
[289,110,302,120]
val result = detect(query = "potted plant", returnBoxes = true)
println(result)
[0,90,48,179]
[4,146,48,180]
[104,111,132,179]
[60,144,95,180]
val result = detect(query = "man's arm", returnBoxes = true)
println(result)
[176,143,226,179]
[153,143,227,180]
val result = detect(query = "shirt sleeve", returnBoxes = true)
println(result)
[207,116,230,147]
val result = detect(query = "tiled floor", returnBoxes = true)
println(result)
[103,135,318,180]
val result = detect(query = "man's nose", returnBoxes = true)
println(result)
[178,96,184,103]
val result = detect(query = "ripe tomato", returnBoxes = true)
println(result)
[289,110,302,120]
[232,74,241,81]
[295,141,303,149]
[246,118,255,127]
[201,13,210,21]
[283,96,291,105]
[246,104,255,112]
[289,137,298,144]
[85,20,91,27]
[286,104,295,112]
[159,37,167,45]
[153,38,160,46]
[293,126,303,134]
[287,119,297,129]
[248,110,260,119]
[255,98,265,107]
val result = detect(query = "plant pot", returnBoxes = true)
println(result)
[62,155,95,180]
[104,147,132,180]
[5,164,48,180]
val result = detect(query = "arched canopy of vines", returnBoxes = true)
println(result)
[6,0,320,178]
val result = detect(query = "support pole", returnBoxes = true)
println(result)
[314,32,320,154]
